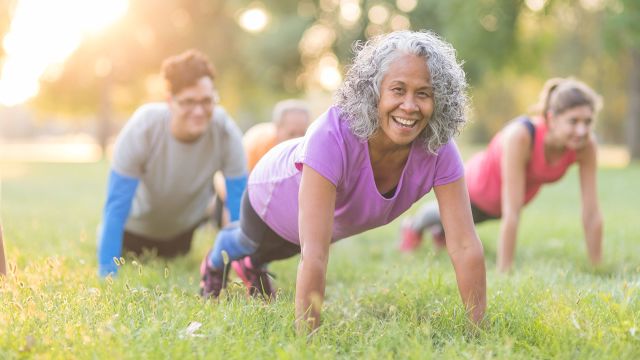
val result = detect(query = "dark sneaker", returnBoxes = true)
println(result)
[199,252,228,298]
[399,219,423,252]
[232,256,276,300]
[430,225,447,250]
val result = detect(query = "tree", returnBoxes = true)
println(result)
[604,0,640,160]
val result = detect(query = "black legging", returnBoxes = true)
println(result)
[123,227,196,257]
[238,191,301,267]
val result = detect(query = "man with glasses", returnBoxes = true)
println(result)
[97,50,247,277]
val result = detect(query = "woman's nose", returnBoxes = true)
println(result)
[400,96,419,112]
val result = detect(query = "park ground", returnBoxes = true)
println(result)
[0,160,639,359]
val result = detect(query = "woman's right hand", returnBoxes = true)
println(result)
[498,123,531,272]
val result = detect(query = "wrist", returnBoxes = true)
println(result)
[98,262,118,277]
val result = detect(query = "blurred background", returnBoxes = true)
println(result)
[0,0,638,164]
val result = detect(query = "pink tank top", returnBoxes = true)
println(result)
[466,117,577,216]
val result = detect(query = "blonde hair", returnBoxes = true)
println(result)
[532,77,603,119]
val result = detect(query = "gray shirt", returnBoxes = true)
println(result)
[111,102,246,239]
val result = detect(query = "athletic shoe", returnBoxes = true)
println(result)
[399,219,423,252]
[199,252,228,298]
[232,256,275,300]
[430,225,447,250]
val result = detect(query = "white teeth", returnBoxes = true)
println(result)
[393,117,417,126]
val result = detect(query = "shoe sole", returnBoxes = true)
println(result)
[231,260,274,299]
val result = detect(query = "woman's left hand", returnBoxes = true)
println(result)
[435,177,487,324]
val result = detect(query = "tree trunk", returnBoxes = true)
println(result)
[97,74,112,160]
[627,48,640,160]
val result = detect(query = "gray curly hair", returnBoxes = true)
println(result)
[335,30,468,153]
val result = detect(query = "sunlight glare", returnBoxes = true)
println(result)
[340,0,361,25]
[238,7,269,33]
[317,54,341,91]
[368,5,390,25]
[525,0,547,12]
[396,0,417,13]
[0,0,129,107]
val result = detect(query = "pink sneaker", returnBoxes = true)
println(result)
[399,219,423,252]
[232,257,275,300]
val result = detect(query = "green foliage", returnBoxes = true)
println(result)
[2,0,638,143]
[1,161,639,358]
[603,0,640,52]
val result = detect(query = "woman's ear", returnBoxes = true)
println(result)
[166,93,176,110]
[544,110,553,125]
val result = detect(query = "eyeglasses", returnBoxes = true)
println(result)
[174,96,215,112]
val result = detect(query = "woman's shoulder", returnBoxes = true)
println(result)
[410,139,460,169]
[307,106,358,143]
[501,117,535,146]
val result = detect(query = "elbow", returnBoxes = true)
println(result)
[501,210,520,227]
[299,250,329,274]
[582,211,602,231]
[449,236,485,266]
[583,210,602,229]
[465,242,485,266]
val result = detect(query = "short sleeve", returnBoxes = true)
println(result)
[219,109,248,177]
[111,105,153,178]
[294,110,345,187]
[433,140,465,186]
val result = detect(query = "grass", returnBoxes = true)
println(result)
[1,160,639,359]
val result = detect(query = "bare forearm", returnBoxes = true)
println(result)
[450,244,487,324]
[295,257,327,332]
[583,212,603,265]
[497,216,519,272]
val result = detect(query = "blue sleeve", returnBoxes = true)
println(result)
[224,175,247,222]
[97,170,139,277]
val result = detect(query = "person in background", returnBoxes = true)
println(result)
[399,78,603,273]
[97,49,247,277]
[211,99,311,228]
[200,30,486,332]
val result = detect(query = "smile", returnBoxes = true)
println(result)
[392,116,419,128]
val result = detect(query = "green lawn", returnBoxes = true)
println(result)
[1,160,639,359]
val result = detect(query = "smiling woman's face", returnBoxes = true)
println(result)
[376,53,434,148]
[548,105,594,151]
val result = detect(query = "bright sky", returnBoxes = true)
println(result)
[0,0,128,107]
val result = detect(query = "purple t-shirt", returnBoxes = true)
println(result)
[248,106,464,244]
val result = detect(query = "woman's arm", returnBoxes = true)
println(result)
[435,177,486,324]
[295,165,336,333]
[577,137,602,266]
[498,126,530,273]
